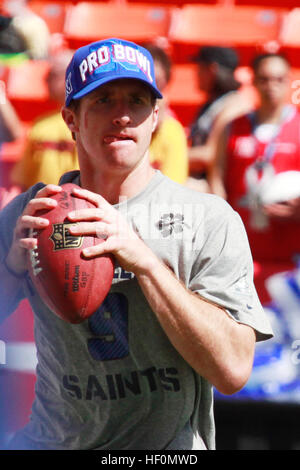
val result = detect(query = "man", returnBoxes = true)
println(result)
[210,53,300,264]
[0,74,23,209]
[0,38,272,450]
[187,45,251,192]
[210,53,300,401]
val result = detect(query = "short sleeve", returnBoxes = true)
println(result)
[189,199,273,342]
[0,183,44,320]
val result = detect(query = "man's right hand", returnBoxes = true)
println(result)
[4,185,62,277]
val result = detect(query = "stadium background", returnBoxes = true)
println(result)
[1,0,300,450]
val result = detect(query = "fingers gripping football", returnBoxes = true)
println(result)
[25,184,115,323]
[6,185,62,275]
[67,187,156,274]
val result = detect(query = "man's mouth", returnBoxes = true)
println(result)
[103,134,134,144]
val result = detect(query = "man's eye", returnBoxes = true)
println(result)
[97,96,109,103]
[132,98,141,104]
[132,96,146,104]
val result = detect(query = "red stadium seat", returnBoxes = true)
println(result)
[289,67,300,108]
[27,1,70,34]
[63,2,174,49]
[6,60,58,122]
[280,8,300,48]
[234,0,300,7]
[0,122,29,164]
[278,9,300,67]
[126,0,216,5]
[165,63,206,127]
[168,5,287,65]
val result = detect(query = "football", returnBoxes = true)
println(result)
[259,171,300,205]
[27,183,115,324]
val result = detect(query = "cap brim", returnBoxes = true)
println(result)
[71,74,163,103]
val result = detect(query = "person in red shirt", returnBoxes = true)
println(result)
[210,51,300,402]
[211,52,300,266]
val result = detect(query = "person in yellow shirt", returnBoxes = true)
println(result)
[3,0,50,59]
[144,43,188,185]
[11,49,79,190]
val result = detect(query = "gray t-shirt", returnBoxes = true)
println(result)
[0,171,273,450]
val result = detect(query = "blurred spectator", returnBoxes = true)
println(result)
[209,52,300,401]
[0,78,23,208]
[210,51,300,313]
[187,45,250,192]
[3,0,50,59]
[144,43,189,185]
[210,51,300,263]
[0,81,22,143]
[0,13,27,55]
[11,49,79,190]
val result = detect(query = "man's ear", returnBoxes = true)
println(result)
[61,106,79,134]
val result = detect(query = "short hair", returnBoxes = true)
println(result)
[212,65,241,94]
[251,52,290,74]
[67,98,80,112]
[193,45,239,72]
[142,43,172,84]
[193,45,241,95]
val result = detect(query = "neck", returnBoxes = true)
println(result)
[256,103,286,125]
[79,155,156,205]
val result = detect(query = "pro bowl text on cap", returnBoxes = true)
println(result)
[65,38,163,106]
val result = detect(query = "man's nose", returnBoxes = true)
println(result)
[112,103,132,127]
[112,114,132,127]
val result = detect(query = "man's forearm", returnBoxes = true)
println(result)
[135,257,256,395]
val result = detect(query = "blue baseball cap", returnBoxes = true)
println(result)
[65,38,163,106]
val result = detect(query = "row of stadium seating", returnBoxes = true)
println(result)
[1,2,300,165]
[2,60,300,165]
[26,0,300,12]
[26,2,300,57]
